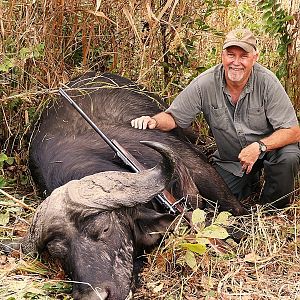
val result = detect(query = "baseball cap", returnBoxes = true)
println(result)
[223,28,257,52]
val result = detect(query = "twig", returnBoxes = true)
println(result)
[0,189,35,212]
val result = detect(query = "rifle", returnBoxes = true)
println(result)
[58,88,187,216]
[59,88,232,254]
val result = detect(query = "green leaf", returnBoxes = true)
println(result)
[0,211,10,226]
[181,242,207,255]
[277,43,287,57]
[185,250,197,270]
[19,47,32,60]
[6,157,14,165]
[262,10,272,21]
[266,16,274,26]
[281,15,294,22]
[280,34,290,45]
[273,3,281,10]
[42,281,72,293]
[195,236,210,245]
[33,43,45,59]
[201,224,229,239]
[0,176,6,188]
[259,0,274,10]
[0,58,14,72]
[20,175,29,186]
[0,153,8,162]
[206,290,216,297]
[214,211,232,226]
[275,9,286,19]
[192,208,206,225]
[8,98,22,110]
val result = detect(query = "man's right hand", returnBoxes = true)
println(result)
[131,116,157,130]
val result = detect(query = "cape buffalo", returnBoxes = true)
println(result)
[17,73,246,299]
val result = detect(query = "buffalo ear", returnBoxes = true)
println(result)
[132,206,174,248]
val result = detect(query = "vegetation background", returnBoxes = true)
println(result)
[0,0,300,299]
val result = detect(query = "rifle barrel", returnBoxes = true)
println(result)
[59,88,113,148]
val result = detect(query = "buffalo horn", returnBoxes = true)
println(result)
[66,141,176,210]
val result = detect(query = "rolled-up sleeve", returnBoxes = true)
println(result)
[264,75,298,130]
[166,79,202,128]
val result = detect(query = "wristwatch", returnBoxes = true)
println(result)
[257,140,267,153]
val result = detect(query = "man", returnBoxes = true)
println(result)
[131,28,300,208]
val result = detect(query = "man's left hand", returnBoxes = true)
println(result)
[238,142,260,174]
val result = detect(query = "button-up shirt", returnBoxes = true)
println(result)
[166,63,298,176]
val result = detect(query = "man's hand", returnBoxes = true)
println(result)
[238,142,260,174]
[131,116,157,130]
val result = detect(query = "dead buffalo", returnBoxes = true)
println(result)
[21,73,246,299]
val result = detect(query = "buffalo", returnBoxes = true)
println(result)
[10,73,247,299]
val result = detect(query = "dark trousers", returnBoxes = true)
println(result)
[214,144,300,208]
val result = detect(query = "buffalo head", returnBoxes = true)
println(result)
[20,141,179,300]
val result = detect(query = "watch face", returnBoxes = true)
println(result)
[259,142,267,152]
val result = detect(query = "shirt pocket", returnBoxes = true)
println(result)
[247,106,269,131]
[209,106,230,131]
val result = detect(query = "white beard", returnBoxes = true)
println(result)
[227,68,245,82]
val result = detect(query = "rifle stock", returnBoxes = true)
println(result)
[112,139,183,214]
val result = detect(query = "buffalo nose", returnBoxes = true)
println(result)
[73,282,129,300]
[72,287,109,300]
[94,290,109,300]
[79,290,108,300]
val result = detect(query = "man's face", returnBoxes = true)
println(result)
[222,46,258,84]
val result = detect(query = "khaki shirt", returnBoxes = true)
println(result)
[166,63,299,176]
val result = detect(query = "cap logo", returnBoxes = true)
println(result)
[235,31,245,40]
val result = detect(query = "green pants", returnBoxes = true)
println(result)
[213,144,300,209]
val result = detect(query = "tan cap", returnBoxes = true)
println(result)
[223,28,257,52]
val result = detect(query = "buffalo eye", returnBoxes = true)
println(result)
[81,212,113,241]
[88,223,111,241]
